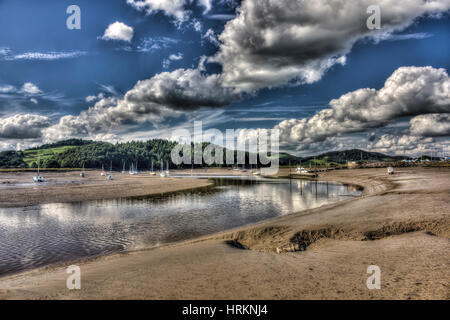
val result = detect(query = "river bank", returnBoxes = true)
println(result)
[0,167,449,299]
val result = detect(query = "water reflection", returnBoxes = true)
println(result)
[0,177,361,276]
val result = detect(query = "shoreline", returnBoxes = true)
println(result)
[0,168,449,299]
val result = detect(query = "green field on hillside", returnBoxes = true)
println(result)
[22,146,76,167]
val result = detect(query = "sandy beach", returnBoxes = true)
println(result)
[0,167,448,300]
[0,170,214,207]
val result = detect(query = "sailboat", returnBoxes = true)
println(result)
[150,160,156,176]
[160,161,167,177]
[296,167,308,173]
[129,163,134,175]
[165,160,170,175]
[107,161,114,180]
[33,156,45,183]
[80,162,85,177]
[129,162,138,175]
[100,164,106,176]
[121,162,126,174]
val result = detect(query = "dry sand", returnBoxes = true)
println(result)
[0,167,449,299]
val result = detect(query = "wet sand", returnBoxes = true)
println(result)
[0,167,449,299]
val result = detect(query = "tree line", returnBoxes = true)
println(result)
[0,138,403,169]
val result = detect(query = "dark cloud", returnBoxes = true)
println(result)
[213,0,450,90]
[0,114,51,139]
[124,68,238,110]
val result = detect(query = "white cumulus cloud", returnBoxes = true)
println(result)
[20,82,41,95]
[101,21,134,42]
[369,134,435,156]
[127,0,190,23]
[273,66,449,146]
[410,114,450,137]
[0,85,16,93]
[162,52,184,68]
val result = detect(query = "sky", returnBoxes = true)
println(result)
[0,0,449,157]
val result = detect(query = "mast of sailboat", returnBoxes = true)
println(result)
[33,155,45,182]
[81,161,85,177]
[289,160,291,180]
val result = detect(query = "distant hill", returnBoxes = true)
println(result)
[271,152,302,166]
[273,149,405,166]
[302,149,406,164]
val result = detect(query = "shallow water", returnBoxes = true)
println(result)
[0,177,361,276]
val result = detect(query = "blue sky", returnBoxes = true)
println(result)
[0,0,449,156]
